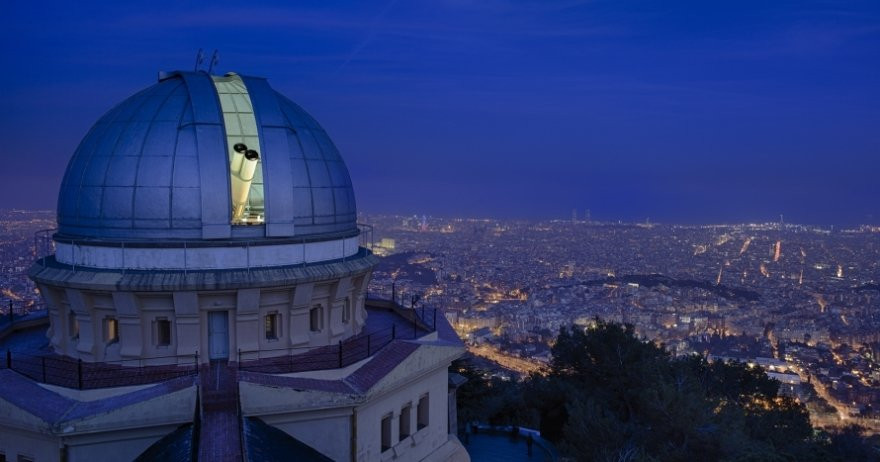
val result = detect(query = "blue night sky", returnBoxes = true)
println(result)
[1,1,878,225]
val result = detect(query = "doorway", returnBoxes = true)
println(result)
[208,311,229,360]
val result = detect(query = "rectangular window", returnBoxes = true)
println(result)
[417,394,429,430]
[104,317,119,344]
[157,319,172,346]
[381,414,392,452]
[265,312,281,340]
[342,298,351,324]
[399,404,412,439]
[69,311,79,339]
[310,306,323,332]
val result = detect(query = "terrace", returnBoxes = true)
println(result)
[0,297,440,390]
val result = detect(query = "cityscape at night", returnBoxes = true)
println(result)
[4,209,880,435]
[2,0,879,461]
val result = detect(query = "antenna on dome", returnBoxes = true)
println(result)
[194,49,205,71]
[208,50,220,74]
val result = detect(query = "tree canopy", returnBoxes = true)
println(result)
[454,319,878,462]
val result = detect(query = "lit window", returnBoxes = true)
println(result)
[104,317,119,344]
[310,306,323,332]
[69,311,79,339]
[157,319,172,347]
[417,394,429,430]
[342,298,351,324]
[213,74,265,225]
[399,404,412,439]
[381,414,392,452]
[265,312,281,340]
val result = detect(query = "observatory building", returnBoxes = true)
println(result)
[0,70,469,462]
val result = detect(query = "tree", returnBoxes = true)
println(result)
[456,320,876,462]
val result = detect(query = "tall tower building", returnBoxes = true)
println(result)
[1,70,468,462]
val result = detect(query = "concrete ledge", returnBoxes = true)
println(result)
[29,252,379,292]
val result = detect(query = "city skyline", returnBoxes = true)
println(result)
[2,1,879,225]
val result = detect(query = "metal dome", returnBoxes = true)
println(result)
[57,71,357,242]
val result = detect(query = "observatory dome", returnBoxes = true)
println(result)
[57,71,357,242]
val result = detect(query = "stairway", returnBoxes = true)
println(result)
[198,361,243,461]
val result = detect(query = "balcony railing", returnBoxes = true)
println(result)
[2,350,199,390]
[237,325,397,374]
[238,301,439,375]
[0,301,48,333]
[2,298,439,388]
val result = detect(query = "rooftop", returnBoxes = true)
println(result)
[57,70,357,242]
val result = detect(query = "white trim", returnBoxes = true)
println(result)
[54,236,360,270]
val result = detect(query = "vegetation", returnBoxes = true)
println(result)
[454,319,879,461]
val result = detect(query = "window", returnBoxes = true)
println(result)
[399,403,412,439]
[157,318,172,347]
[309,305,323,332]
[381,414,392,452]
[69,310,79,339]
[342,298,351,324]
[265,312,281,340]
[104,317,119,344]
[417,394,429,430]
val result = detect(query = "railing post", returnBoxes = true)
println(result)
[6,349,10,369]
[195,352,199,373]
[433,308,437,331]
[367,334,371,357]
[413,312,418,338]
[41,357,46,382]
[338,341,343,368]
[77,359,83,389]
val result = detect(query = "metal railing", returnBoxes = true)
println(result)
[33,228,56,260]
[2,350,199,390]
[238,325,398,374]
[365,289,441,332]
[0,301,48,332]
[357,222,374,250]
[1,296,440,386]
[238,300,440,374]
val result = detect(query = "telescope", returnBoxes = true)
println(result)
[230,143,260,221]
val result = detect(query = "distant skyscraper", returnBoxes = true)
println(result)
[571,208,578,223]
[584,209,591,223]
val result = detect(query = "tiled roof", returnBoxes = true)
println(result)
[243,417,333,462]
[0,369,195,425]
